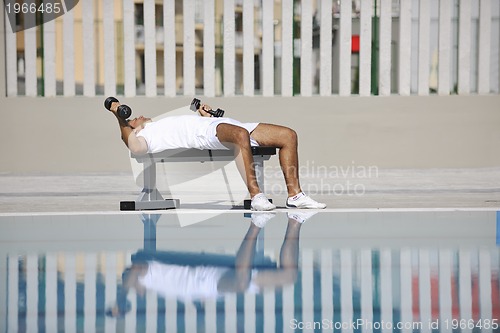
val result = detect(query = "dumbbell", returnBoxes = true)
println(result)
[104,97,132,119]
[190,98,225,118]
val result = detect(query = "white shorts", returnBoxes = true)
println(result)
[201,118,260,150]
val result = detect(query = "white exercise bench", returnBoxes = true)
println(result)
[120,146,277,211]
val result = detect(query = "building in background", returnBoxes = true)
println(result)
[7,0,500,96]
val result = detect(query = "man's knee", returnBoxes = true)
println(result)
[232,127,251,145]
[286,128,298,145]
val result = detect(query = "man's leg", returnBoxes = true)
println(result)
[216,123,262,198]
[250,124,301,197]
[251,124,326,209]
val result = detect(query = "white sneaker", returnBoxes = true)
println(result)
[251,193,276,211]
[251,212,276,228]
[286,192,326,209]
[287,211,317,224]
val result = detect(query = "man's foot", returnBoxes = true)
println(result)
[286,192,326,209]
[251,193,276,211]
[287,211,317,224]
[251,212,276,228]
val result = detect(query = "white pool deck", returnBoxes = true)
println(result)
[0,168,499,214]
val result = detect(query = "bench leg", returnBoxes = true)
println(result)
[120,160,179,211]
[142,214,160,251]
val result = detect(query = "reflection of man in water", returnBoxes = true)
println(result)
[108,212,315,317]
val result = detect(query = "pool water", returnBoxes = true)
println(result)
[0,210,498,332]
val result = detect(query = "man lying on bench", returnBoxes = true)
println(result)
[107,99,326,211]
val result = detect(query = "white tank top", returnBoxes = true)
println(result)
[136,115,260,153]
[138,261,229,301]
[136,115,215,153]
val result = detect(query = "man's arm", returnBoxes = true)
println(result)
[111,103,148,155]
[198,104,214,117]
[125,129,148,156]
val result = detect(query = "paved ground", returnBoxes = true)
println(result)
[1,168,499,213]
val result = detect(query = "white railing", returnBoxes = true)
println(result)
[4,247,499,332]
[3,0,500,97]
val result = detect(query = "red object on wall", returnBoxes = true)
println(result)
[351,35,360,53]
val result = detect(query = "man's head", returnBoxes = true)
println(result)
[128,116,151,129]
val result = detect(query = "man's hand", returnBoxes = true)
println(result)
[107,100,132,128]
[109,101,120,113]
[198,104,214,117]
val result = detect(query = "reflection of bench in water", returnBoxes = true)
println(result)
[132,250,277,269]
[121,146,277,211]
[139,213,268,264]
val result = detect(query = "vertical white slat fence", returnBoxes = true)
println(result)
[143,0,157,97]
[417,0,430,96]
[223,0,236,96]
[478,0,492,94]
[398,0,412,95]
[479,249,493,333]
[24,0,37,96]
[104,253,118,333]
[7,255,19,333]
[205,299,217,332]
[244,290,256,333]
[82,0,95,96]
[42,15,56,97]
[103,0,117,97]
[399,248,413,333]
[224,293,237,332]
[183,0,196,96]
[439,249,453,333]
[320,249,334,330]
[300,0,313,96]
[124,250,137,333]
[203,0,216,97]
[4,247,500,332]
[63,6,76,96]
[263,288,276,333]
[282,284,294,333]
[380,249,393,332]
[243,0,255,96]
[338,0,352,96]
[281,0,294,97]
[163,0,176,96]
[301,249,315,327]
[146,290,158,332]
[360,249,373,333]
[263,250,277,332]
[123,0,136,97]
[5,8,17,97]
[459,249,474,333]
[378,0,392,96]
[359,0,372,96]
[458,0,472,94]
[45,254,58,332]
[84,253,97,333]
[419,249,432,333]
[438,0,452,95]
[261,0,274,96]
[340,249,354,333]
[3,0,500,97]
[64,253,77,333]
[26,255,38,333]
[319,0,333,96]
